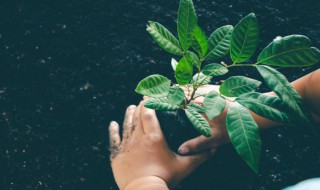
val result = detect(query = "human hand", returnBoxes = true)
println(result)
[109,101,215,189]
[178,85,231,155]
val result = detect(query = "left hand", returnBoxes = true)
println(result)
[109,101,215,189]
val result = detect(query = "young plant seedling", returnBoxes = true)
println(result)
[135,0,320,173]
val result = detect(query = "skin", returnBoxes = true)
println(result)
[110,69,320,189]
[178,69,320,154]
[109,101,215,190]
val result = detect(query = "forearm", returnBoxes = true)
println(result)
[124,176,169,190]
[252,69,320,129]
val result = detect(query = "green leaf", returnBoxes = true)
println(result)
[220,76,261,97]
[167,87,185,105]
[187,103,205,113]
[256,65,312,124]
[171,58,178,71]
[236,92,295,124]
[175,54,194,85]
[226,102,261,173]
[146,21,183,56]
[204,25,234,61]
[177,0,198,51]
[257,35,320,67]
[185,109,211,137]
[202,63,228,77]
[191,25,208,57]
[203,91,226,120]
[145,98,180,111]
[186,51,201,69]
[191,72,212,86]
[230,13,259,63]
[135,74,171,97]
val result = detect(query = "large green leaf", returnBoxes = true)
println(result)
[186,51,201,69]
[187,103,205,113]
[191,72,212,86]
[203,91,226,120]
[237,92,295,124]
[226,102,261,173]
[191,25,208,57]
[177,0,198,51]
[175,54,194,85]
[256,65,312,124]
[202,63,228,76]
[204,25,233,61]
[257,35,320,67]
[135,74,171,97]
[145,98,181,111]
[185,108,211,137]
[220,76,261,97]
[146,21,183,56]
[167,87,185,105]
[230,13,259,63]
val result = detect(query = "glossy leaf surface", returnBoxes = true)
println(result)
[256,65,312,124]
[185,109,211,137]
[230,13,259,63]
[203,91,226,120]
[202,63,228,77]
[205,25,233,61]
[187,103,205,113]
[175,54,194,85]
[167,87,185,105]
[135,74,171,97]
[226,102,261,173]
[147,21,183,55]
[220,76,261,97]
[186,51,201,69]
[191,72,212,86]
[257,35,320,67]
[192,25,208,57]
[145,98,180,111]
[177,0,198,51]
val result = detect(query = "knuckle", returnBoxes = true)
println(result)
[145,133,163,143]
[141,110,154,120]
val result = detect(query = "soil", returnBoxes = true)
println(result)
[1,0,320,189]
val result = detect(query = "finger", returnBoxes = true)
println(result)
[178,136,214,155]
[179,149,216,173]
[109,121,121,159]
[140,103,163,135]
[132,101,145,135]
[143,96,149,100]
[122,105,136,139]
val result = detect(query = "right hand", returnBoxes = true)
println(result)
[178,85,231,155]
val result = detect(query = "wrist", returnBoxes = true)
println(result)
[124,176,169,190]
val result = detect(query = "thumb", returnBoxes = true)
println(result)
[179,149,216,173]
[178,136,214,155]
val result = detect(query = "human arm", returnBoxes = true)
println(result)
[178,69,320,154]
[109,102,215,190]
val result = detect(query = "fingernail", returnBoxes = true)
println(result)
[128,105,136,110]
[178,147,189,154]
[110,121,117,126]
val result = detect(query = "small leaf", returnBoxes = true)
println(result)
[220,76,261,97]
[256,65,312,124]
[145,98,180,111]
[135,74,171,97]
[191,25,208,57]
[185,109,211,137]
[237,92,295,124]
[203,91,226,120]
[186,51,201,69]
[167,87,185,105]
[171,58,178,71]
[204,25,234,61]
[187,103,205,113]
[175,54,194,85]
[226,102,261,173]
[191,72,212,86]
[178,0,198,51]
[202,63,228,76]
[230,13,259,63]
[147,21,183,55]
[257,35,320,67]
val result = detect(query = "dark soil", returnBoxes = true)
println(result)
[1,0,320,189]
